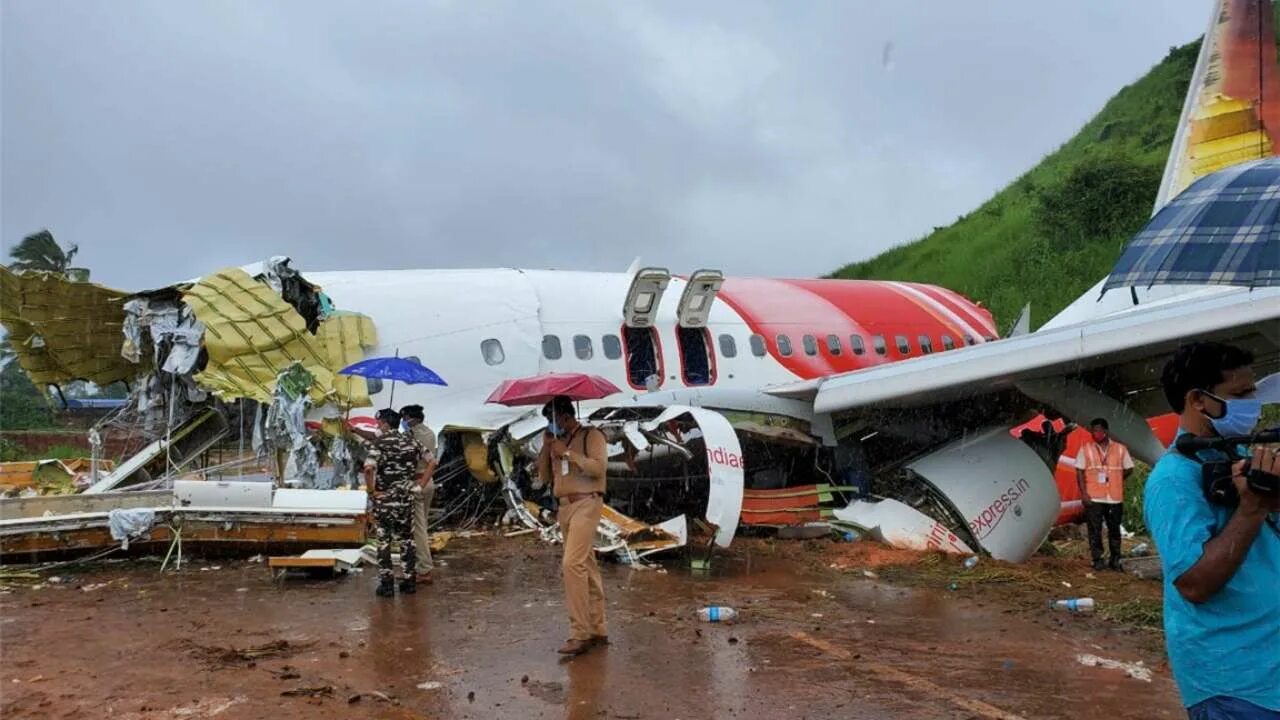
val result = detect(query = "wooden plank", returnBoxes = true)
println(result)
[268,556,336,568]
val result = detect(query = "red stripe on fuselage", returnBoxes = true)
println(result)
[916,284,998,337]
[715,277,997,381]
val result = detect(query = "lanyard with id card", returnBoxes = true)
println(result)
[558,428,580,477]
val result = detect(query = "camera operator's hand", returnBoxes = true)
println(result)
[1232,447,1280,514]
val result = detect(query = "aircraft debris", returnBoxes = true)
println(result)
[269,548,365,578]
[0,458,116,497]
[1,484,368,562]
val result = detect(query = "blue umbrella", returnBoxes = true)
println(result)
[339,355,446,405]
[1103,156,1280,294]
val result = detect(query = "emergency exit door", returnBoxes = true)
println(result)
[675,270,723,386]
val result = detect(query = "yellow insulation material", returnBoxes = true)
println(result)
[315,311,378,408]
[0,266,135,386]
[183,268,377,408]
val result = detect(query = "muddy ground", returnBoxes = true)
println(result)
[1,534,1182,720]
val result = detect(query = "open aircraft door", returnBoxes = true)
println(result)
[675,270,723,386]
[675,270,723,328]
[621,268,670,390]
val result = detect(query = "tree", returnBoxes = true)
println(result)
[7,229,81,276]
[0,359,54,430]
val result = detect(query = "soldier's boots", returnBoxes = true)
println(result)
[399,577,417,595]
[375,577,396,598]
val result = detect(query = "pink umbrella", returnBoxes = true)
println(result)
[485,372,623,407]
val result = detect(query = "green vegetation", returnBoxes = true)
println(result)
[0,361,55,431]
[832,39,1207,329]
[0,441,86,463]
[1099,597,1163,630]
[1123,462,1151,536]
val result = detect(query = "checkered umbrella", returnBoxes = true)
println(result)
[1103,156,1280,294]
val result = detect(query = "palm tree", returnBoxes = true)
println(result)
[7,229,80,275]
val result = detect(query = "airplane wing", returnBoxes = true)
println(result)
[768,287,1280,464]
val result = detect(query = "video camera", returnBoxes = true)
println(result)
[1175,428,1280,507]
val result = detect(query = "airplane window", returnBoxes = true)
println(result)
[542,335,562,360]
[602,334,622,360]
[367,377,383,394]
[872,335,887,356]
[964,334,976,346]
[941,335,956,351]
[919,335,934,354]
[482,338,505,366]
[826,334,842,356]
[634,292,655,314]
[850,334,866,355]
[719,334,737,358]
[749,334,767,357]
[895,335,910,355]
[802,335,818,356]
[573,335,593,360]
[777,335,793,357]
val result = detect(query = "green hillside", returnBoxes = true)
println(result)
[832,39,1212,330]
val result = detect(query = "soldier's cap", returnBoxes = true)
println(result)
[376,408,401,426]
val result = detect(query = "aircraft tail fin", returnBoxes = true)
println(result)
[1155,0,1280,212]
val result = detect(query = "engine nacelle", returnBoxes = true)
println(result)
[903,425,1061,562]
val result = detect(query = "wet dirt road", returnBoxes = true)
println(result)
[1,536,1183,720]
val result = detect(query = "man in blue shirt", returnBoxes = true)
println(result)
[1144,342,1280,719]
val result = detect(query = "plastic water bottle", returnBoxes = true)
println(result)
[1051,598,1096,614]
[698,606,739,623]
[963,556,980,569]
[1129,543,1150,557]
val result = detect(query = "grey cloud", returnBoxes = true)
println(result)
[2,1,1207,290]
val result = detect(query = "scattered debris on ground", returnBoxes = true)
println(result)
[184,639,311,668]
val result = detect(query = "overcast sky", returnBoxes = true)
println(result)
[3,1,1209,290]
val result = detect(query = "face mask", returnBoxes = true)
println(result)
[399,419,409,433]
[1091,431,1107,443]
[1200,391,1262,437]
[547,420,563,438]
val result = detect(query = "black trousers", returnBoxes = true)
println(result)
[1085,502,1124,563]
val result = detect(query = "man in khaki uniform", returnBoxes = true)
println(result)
[400,404,438,584]
[538,395,608,656]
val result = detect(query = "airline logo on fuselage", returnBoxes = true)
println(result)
[969,477,1031,539]
[706,446,744,469]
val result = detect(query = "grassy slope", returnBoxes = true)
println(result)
[832,40,1205,330]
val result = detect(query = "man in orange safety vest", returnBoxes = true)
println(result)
[1076,417,1135,571]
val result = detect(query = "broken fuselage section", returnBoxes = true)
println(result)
[483,387,1060,563]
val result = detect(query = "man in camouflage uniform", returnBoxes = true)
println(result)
[363,408,423,597]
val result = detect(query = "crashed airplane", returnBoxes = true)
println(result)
[2,0,1279,565]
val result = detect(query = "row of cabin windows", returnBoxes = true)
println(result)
[364,328,990,395]
[537,330,986,363]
